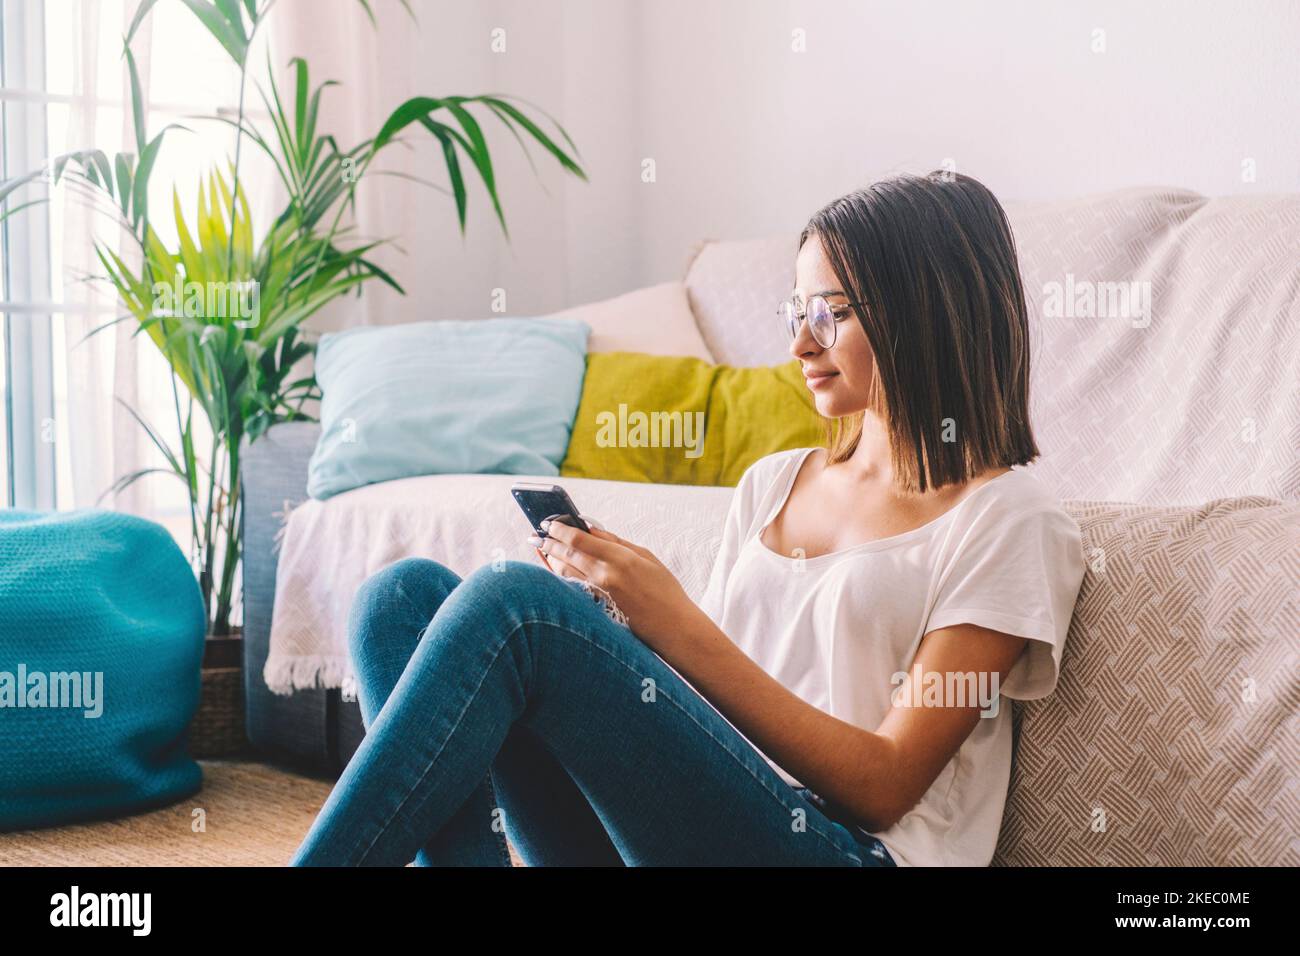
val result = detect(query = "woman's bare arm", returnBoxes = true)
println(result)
[654,609,1026,830]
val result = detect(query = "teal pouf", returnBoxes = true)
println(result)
[0,510,206,830]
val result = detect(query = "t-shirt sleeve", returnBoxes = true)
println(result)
[925,505,1086,700]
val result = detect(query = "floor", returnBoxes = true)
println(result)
[0,759,524,866]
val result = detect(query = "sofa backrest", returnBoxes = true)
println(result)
[683,187,1300,504]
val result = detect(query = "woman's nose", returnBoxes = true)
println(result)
[789,318,821,358]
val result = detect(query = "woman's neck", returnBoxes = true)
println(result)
[843,414,894,485]
[839,413,1010,500]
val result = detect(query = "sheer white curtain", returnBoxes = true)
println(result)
[53,0,266,551]
[56,0,152,516]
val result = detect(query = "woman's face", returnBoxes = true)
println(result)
[789,235,877,419]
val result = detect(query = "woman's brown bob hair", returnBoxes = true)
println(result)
[800,171,1039,493]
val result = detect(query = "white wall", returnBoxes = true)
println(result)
[279,0,1300,327]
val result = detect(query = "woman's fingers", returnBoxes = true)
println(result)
[541,519,625,567]
[539,535,598,578]
[539,521,662,582]
[531,523,597,578]
[545,547,590,580]
[587,526,655,560]
[546,521,665,577]
[535,545,586,580]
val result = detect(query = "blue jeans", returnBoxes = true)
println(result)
[289,558,895,867]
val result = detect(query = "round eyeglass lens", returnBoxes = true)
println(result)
[807,296,837,348]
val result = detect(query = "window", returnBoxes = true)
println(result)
[1,0,55,509]
[1,0,270,539]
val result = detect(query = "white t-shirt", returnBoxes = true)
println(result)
[697,447,1086,867]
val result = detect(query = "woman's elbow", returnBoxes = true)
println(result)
[849,734,939,831]
[844,759,919,831]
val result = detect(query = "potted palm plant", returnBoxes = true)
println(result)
[0,0,586,755]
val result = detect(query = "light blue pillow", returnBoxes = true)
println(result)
[307,317,590,499]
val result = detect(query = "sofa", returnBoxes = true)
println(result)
[242,186,1299,865]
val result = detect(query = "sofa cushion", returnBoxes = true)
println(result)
[559,353,824,486]
[680,189,1300,504]
[306,317,590,499]
[551,281,713,361]
[684,236,796,368]
[993,496,1299,866]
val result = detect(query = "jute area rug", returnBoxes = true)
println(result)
[0,760,528,866]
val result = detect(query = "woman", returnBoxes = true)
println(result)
[291,172,1086,867]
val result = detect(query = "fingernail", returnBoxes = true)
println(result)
[526,535,542,547]
[539,519,551,533]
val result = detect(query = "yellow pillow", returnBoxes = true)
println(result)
[560,352,825,486]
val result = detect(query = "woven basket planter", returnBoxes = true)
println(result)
[189,631,248,758]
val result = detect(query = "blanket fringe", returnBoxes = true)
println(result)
[571,578,631,628]
[263,654,357,697]
[263,581,629,699]
[271,497,305,556]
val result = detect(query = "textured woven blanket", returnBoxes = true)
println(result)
[263,472,733,696]
[685,188,1300,504]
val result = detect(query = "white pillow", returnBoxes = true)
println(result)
[550,281,713,361]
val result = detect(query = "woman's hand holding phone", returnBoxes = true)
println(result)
[526,513,599,575]
[528,519,705,655]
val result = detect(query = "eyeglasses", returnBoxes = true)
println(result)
[777,294,864,349]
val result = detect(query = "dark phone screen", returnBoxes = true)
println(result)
[512,488,590,535]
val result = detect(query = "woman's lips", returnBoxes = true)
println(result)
[803,369,839,390]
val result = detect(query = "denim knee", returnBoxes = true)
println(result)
[450,560,588,635]
[348,557,460,665]
[457,560,554,606]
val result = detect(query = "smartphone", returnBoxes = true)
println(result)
[510,481,590,537]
